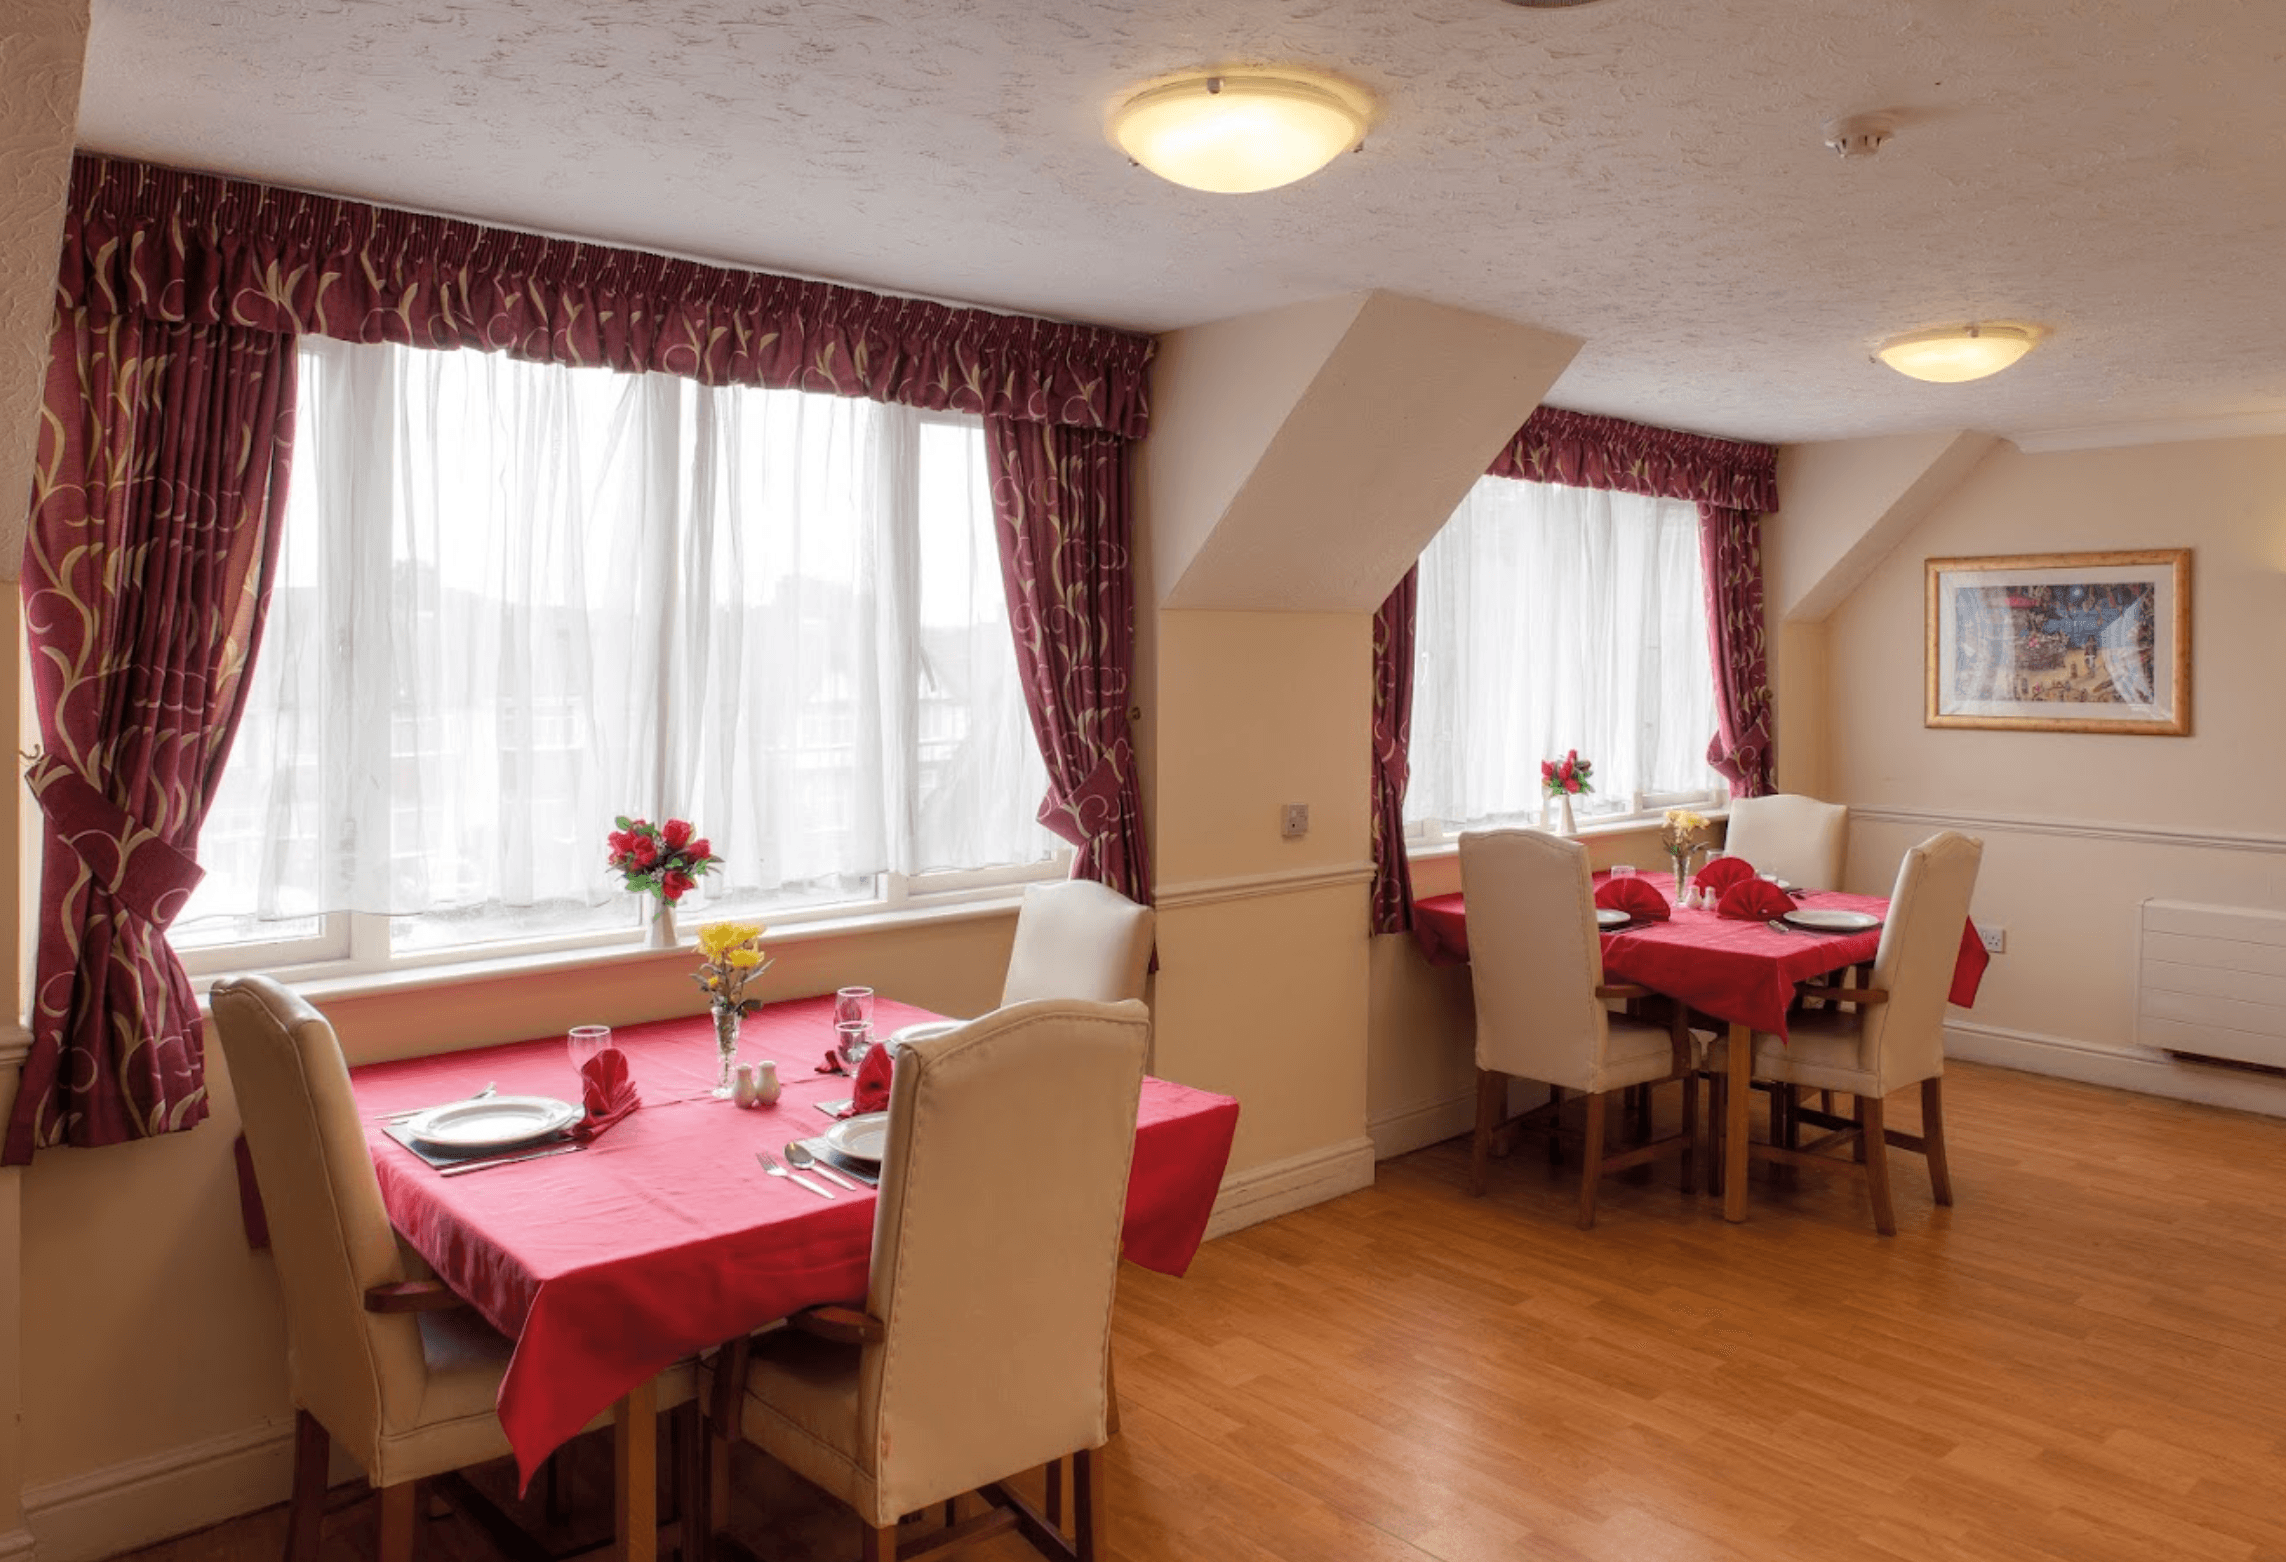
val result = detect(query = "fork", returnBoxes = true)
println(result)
[756,1149,836,1199]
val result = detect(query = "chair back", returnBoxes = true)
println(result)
[860,998,1149,1518]
[999,878,1155,1007]
[1864,831,1984,1090]
[1722,793,1849,889]
[211,975,432,1465]
[1459,829,1613,1093]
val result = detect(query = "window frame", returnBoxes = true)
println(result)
[174,370,1073,984]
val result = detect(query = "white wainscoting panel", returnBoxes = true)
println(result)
[24,1417,303,1562]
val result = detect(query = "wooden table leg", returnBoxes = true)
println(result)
[616,1378,659,1562]
[1723,1022,1751,1223]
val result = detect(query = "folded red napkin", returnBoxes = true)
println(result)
[1594,875,1671,922]
[576,1048,641,1139]
[815,1048,849,1077]
[1695,855,1756,894]
[1717,878,1796,922]
[839,1043,895,1118]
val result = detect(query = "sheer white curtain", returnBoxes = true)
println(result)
[1406,476,1723,830]
[182,338,1055,953]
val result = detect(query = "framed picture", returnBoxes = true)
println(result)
[1925,549,2191,735]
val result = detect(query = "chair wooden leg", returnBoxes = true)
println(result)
[1545,1085,1565,1166]
[1577,1090,1607,1229]
[1922,1077,1954,1206]
[1469,1069,1503,1196]
[859,1521,899,1562]
[676,1400,710,1557]
[1704,1073,1724,1198]
[1680,1070,1700,1195]
[285,1410,328,1562]
[1074,1446,1105,1562]
[1045,1455,1063,1528]
[376,1481,417,1562]
[1859,1093,1896,1235]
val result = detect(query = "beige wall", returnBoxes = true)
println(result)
[1819,434,2286,1111]
[1151,611,1372,1172]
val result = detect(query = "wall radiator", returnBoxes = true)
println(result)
[2138,900,2286,1072]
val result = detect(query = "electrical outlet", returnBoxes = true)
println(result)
[1978,924,2006,954]
[1280,802,1309,840]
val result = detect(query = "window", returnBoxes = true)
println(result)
[1405,475,1726,838]
[177,339,1061,974]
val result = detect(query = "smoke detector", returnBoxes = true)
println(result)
[1822,113,1895,159]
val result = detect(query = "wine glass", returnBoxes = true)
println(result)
[1610,863,1636,879]
[835,1019,874,1069]
[834,986,874,1028]
[568,1024,612,1081]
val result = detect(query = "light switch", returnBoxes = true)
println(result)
[1280,802,1309,839]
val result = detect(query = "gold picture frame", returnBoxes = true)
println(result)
[1925,550,2191,735]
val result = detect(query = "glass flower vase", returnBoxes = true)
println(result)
[1672,857,1690,904]
[711,1004,741,1098]
[648,900,678,950]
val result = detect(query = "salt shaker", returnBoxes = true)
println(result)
[749,1059,781,1107]
[731,1064,762,1108]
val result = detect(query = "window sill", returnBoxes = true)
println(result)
[1405,806,1730,863]
[195,890,1028,1009]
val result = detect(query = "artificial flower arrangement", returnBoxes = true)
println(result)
[1541,750,1593,797]
[1660,807,1709,896]
[605,815,722,905]
[693,920,773,1016]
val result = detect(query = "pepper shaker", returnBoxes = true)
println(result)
[750,1059,781,1106]
[731,1063,760,1108]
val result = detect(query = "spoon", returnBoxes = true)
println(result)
[784,1141,862,1192]
[387,1082,496,1123]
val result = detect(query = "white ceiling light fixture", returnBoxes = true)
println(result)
[1875,323,2041,383]
[1108,69,1376,195]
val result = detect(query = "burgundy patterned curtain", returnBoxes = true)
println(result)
[62,154,1152,437]
[1369,568,1418,934]
[983,418,1150,904]
[1491,404,1779,798]
[8,310,296,1162]
[1699,505,1774,797]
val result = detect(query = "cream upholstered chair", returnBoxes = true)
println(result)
[1748,830,1983,1235]
[999,878,1154,1007]
[1460,829,1698,1228]
[713,998,1148,1562]
[1720,792,1849,889]
[212,975,689,1561]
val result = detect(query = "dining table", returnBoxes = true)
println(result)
[350,993,1241,1560]
[1412,875,1989,1222]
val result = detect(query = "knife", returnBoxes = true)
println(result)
[436,1141,585,1177]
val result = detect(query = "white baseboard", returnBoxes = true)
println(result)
[1947,1019,2286,1119]
[1205,1135,1375,1239]
[1368,1092,1476,1161]
[24,1416,300,1562]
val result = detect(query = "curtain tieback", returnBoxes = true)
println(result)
[26,756,205,927]
[1036,748,1131,848]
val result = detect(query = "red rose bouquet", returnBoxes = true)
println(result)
[1540,750,1593,798]
[606,815,723,905]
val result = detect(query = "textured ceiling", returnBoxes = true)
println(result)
[75,0,2286,446]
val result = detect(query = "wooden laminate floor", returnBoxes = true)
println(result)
[112,1061,2286,1562]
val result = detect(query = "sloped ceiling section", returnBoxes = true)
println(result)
[1145,292,1580,614]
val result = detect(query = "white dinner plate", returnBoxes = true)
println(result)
[409,1095,582,1153]
[1594,907,1632,929]
[823,1112,890,1164]
[1780,907,1882,934]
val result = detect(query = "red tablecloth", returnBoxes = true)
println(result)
[1412,877,1989,1036]
[351,995,1239,1485]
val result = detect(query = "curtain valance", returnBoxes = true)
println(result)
[1489,405,1778,515]
[59,154,1155,438]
